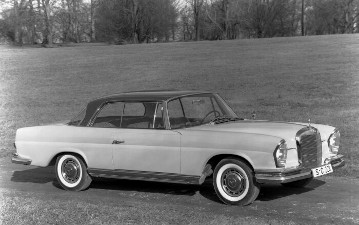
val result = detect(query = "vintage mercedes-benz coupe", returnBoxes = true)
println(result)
[12,90,344,205]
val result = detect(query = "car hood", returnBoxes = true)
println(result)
[188,120,309,147]
[39,120,69,126]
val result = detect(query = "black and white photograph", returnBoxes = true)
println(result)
[0,0,358,224]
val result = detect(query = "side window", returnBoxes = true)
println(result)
[167,95,226,129]
[181,96,214,120]
[123,103,145,116]
[98,102,124,118]
[181,96,223,124]
[168,99,186,129]
[92,101,162,129]
[93,102,124,128]
[168,99,184,118]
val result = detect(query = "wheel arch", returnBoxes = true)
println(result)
[206,154,255,173]
[49,151,88,167]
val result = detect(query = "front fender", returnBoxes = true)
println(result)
[179,129,282,176]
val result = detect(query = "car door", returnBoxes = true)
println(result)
[113,102,180,173]
[112,128,181,173]
[93,101,181,174]
[76,126,117,170]
[67,106,115,170]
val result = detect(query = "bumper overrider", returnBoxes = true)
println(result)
[11,153,32,165]
[255,154,345,184]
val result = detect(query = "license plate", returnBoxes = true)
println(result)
[311,164,333,177]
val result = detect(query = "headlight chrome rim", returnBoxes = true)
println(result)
[274,140,288,168]
[328,129,340,154]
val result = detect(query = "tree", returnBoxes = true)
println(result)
[95,0,178,43]
[0,9,14,41]
[305,0,359,35]
[41,0,52,45]
[179,3,194,41]
[55,0,83,43]
[301,0,304,35]
[190,0,204,41]
[234,0,299,38]
[2,0,359,44]
[90,0,97,41]
[13,0,28,45]
[28,0,37,43]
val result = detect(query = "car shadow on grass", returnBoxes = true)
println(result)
[10,166,218,202]
[10,166,55,184]
[85,177,222,204]
[257,179,326,202]
[82,177,326,204]
[10,167,326,204]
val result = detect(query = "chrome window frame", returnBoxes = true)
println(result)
[164,93,238,130]
[87,101,165,129]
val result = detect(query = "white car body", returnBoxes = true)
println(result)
[12,91,345,205]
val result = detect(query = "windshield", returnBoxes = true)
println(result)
[167,93,239,129]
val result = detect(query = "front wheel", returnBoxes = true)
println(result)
[55,154,92,191]
[213,158,260,205]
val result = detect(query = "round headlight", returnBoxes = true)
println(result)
[274,140,287,168]
[328,129,340,154]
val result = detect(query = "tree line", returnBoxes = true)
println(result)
[0,0,359,45]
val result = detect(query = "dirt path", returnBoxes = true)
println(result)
[0,158,358,225]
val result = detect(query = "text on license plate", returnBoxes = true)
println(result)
[311,164,333,177]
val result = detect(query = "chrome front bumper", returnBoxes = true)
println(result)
[255,154,345,184]
[11,153,32,165]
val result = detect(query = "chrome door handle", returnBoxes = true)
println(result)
[112,140,125,144]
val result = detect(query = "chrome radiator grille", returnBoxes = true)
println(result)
[296,127,322,168]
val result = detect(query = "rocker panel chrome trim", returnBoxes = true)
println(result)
[88,168,201,185]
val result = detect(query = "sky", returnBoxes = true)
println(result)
[0,1,11,15]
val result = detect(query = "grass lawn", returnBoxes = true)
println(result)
[0,34,358,176]
[0,188,289,225]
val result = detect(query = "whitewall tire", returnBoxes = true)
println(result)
[55,154,92,191]
[213,158,260,205]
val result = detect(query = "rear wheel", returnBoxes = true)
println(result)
[55,154,92,191]
[213,158,260,205]
[281,177,313,188]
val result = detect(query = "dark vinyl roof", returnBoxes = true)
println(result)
[80,90,212,126]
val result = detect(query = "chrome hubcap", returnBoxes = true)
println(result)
[221,168,246,197]
[61,159,80,183]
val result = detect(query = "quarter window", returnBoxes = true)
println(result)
[123,102,145,116]
[97,102,125,118]
[92,102,163,129]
